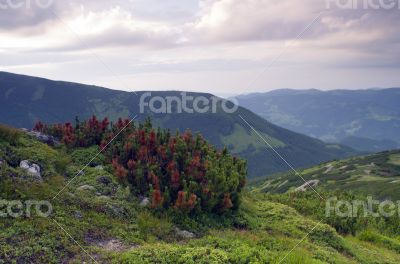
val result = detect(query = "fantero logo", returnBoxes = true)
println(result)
[0,0,54,9]
[139,92,239,114]
[326,0,400,9]
[0,199,53,218]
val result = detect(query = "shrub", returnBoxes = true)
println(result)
[0,124,22,145]
[34,117,247,214]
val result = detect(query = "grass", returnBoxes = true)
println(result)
[252,150,400,200]
[1,133,400,263]
[221,124,285,153]
[0,124,22,145]
[389,154,400,166]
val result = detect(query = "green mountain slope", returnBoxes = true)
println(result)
[236,89,400,152]
[0,71,355,178]
[1,126,399,263]
[254,150,400,200]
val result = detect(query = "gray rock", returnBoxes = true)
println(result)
[98,195,111,200]
[19,160,42,182]
[106,204,126,218]
[95,165,104,170]
[295,180,320,192]
[174,228,195,239]
[97,176,112,185]
[74,211,83,219]
[88,238,138,252]
[77,185,96,192]
[25,130,60,146]
[139,197,150,207]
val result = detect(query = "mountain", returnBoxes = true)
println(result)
[0,71,356,178]
[1,125,400,263]
[252,149,400,200]
[236,89,400,152]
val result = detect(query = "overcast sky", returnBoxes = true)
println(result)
[0,0,399,96]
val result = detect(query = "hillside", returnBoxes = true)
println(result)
[0,71,355,178]
[1,124,400,263]
[236,89,400,152]
[253,150,400,200]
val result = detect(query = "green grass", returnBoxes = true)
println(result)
[221,124,285,153]
[252,150,400,200]
[1,133,400,263]
[389,154,400,166]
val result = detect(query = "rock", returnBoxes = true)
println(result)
[295,180,320,192]
[106,204,126,218]
[324,164,334,174]
[98,195,111,200]
[174,228,195,239]
[87,237,138,252]
[77,185,96,192]
[25,130,60,146]
[74,211,83,219]
[97,176,112,185]
[95,165,104,170]
[139,197,150,207]
[96,176,118,196]
[19,160,42,182]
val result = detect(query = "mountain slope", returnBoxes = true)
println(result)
[236,89,400,152]
[253,150,400,200]
[1,129,399,263]
[0,71,355,178]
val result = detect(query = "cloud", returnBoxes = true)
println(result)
[0,0,399,93]
[0,2,57,31]
[39,7,183,51]
[191,0,326,42]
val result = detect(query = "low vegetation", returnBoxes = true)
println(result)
[0,119,399,263]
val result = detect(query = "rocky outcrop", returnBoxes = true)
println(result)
[87,237,138,252]
[19,160,42,182]
[174,228,195,239]
[22,129,60,146]
[295,180,320,192]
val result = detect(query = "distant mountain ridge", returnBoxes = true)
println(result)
[236,88,400,152]
[253,150,400,200]
[0,71,356,178]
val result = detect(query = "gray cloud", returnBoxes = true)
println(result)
[0,0,399,94]
[0,0,60,30]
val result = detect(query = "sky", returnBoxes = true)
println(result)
[0,0,399,96]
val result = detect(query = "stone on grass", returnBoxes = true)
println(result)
[77,185,96,192]
[295,180,320,192]
[139,197,150,207]
[174,228,195,239]
[19,160,42,182]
